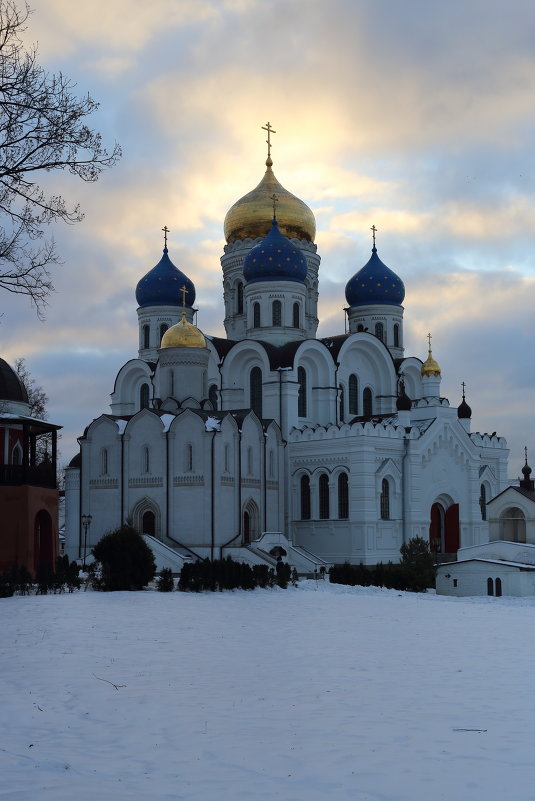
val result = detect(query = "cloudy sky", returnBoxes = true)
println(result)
[3,0,535,473]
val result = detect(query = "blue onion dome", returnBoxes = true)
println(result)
[243,217,308,284]
[135,247,195,308]
[345,247,405,307]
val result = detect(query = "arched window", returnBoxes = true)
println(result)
[495,577,502,597]
[143,325,150,349]
[185,444,193,472]
[237,282,244,314]
[375,322,384,342]
[487,577,494,596]
[224,443,230,473]
[393,324,400,348]
[363,387,373,416]
[142,510,155,536]
[140,383,149,409]
[250,366,262,418]
[100,448,108,476]
[298,366,307,417]
[247,446,253,476]
[269,449,274,477]
[300,475,311,520]
[479,484,487,520]
[357,324,365,332]
[339,384,344,422]
[272,300,282,326]
[143,445,150,474]
[253,302,261,328]
[338,473,349,519]
[159,323,168,342]
[293,302,300,329]
[349,374,359,415]
[12,442,22,465]
[169,370,175,397]
[319,474,330,519]
[209,384,218,410]
[500,506,526,543]
[380,478,390,520]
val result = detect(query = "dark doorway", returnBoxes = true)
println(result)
[141,510,155,536]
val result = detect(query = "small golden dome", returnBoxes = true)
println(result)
[160,312,207,349]
[224,160,316,243]
[421,348,441,377]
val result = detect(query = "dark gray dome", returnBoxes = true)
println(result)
[0,358,28,403]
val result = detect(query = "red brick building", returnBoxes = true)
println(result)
[0,358,61,576]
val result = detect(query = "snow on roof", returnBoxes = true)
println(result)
[205,416,221,432]
[160,414,176,432]
[115,419,128,434]
[438,558,535,570]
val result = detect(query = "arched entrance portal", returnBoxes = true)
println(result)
[429,501,460,556]
[34,510,54,573]
[141,510,155,536]
[242,499,259,545]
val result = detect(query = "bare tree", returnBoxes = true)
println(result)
[14,356,47,417]
[0,2,121,316]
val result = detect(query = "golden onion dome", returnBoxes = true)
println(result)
[160,312,207,349]
[421,348,441,377]
[224,157,316,243]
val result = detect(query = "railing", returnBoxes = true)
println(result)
[0,463,57,488]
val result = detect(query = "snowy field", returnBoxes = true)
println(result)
[3,582,535,801]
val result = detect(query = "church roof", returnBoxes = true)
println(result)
[136,247,195,308]
[345,247,405,307]
[243,217,308,285]
[0,358,28,403]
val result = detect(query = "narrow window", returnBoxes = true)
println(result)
[101,448,108,476]
[143,445,150,474]
[338,473,349,519]
[393,324,400,348]
[12,442,22,465]
[349,374,359,415]
[380,478,390,520]
[453,579,458,588]
[224,443,230,473]
[301,475,311,520]
[140,383,149,409]
[293,302,300,329]
[143,325,150,349]
[269,449,274,478]
[319,474,330,519]
[186,444,193,472]
[487,577,494,596]
[272,300,282,326]
[250,367,262,418]
[253,302,261,328]
[363,387,373,416]
[237,282,244,314]
[339,384,345,422]
[169,370,175,397]
[479,484,487,521]
[209,384,218,410]
[495,577,502,597]
[247,446,253,476]
[159,323,168,341]
[298,366,307,417]
[375,322,384,342]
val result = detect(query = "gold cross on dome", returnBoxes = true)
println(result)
[162,225,169,248]
[427,332,432,350]
[262,121,276,159]
[180,284,187,312]
[371,224,378,247]
[270,193,279,217]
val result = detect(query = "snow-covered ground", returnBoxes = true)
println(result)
[3,581,535,801]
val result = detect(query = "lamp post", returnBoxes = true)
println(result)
[81,514,92,568]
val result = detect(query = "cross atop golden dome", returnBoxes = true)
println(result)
[160,284,207,349]
[223,123,316,244]
[421,332,441,377]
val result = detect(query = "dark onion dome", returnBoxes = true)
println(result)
[457,397,472,419]
[345,246,405,307]
[135,247,195,308]
[224,157,316,243]
[0,357,28,403]
[68,452,81,468]
[396,379,412,412]
[243,217,308,284]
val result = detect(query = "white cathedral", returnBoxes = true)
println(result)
[64,136,509,572]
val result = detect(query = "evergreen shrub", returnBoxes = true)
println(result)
[157,567,174,592]
[92,524,156,591]
[329,538,436,593]
[178,556,285,592]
